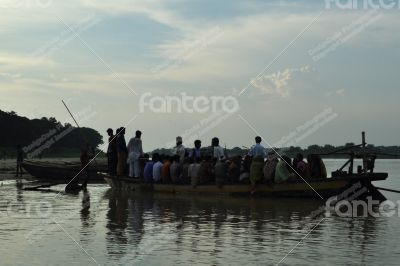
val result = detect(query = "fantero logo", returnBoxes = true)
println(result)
[139,93,240,114]
[325,0,400,9]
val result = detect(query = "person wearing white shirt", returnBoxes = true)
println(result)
[127,130,143,178]
[172,136,186,163]
[248,136,267,159]
[212,137,225,160]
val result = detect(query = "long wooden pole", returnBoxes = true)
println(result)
[61,100,90,145]
[62,100,81,128]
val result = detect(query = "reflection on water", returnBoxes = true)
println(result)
[1,160,400,265]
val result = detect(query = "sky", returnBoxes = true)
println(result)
[0,0,399,152]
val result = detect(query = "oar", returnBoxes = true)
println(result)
[375,187,400,194]
[23,183,60,191]
[61,100,97,187]
[61,100,90,147]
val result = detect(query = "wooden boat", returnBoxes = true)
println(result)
[102,173,388,200]
[22,160,107,181]
[102,133,390,201]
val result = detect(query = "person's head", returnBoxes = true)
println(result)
[306,154,311,163]
[212,137,219,147]
[120,127,125,135]
[152,153,159,162]
[135,130,142,138]
[143,153,150,159]
[232,155,241,164]
[194,139,201,149]
[282,155,292,165]
[116,128,121,134]
[176,136,183,146]
[296,153,304,161]
[267,151,275,160]
[164,155,171,163]
[255,136,262,144]
[107,128,113,136]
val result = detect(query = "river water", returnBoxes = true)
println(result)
[1,159,399,266]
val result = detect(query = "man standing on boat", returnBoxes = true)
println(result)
[116,127,128,176]
[212,137,225,161]
[248,136,267,159]
[127,130,143,178]
[173,136,186,163]
[106,128,117,174]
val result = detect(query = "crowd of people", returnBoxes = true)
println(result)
[106,128,327,187]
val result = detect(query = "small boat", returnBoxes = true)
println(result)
[102,173,388,200]
[22,160,107,181]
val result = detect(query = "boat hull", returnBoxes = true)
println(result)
[22,160,107,181]
[102,173,388,199]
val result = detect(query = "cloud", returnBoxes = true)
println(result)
[0,53,55,70]
[250,65,313,97]
[80,0,195,32]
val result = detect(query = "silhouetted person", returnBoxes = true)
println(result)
[16,145,24,177]
[116,127,128,176]
[106,128,117,174]
[80,146,91,188]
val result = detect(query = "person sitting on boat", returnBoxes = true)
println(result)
[161,155,172,183]
[239,155,251,183]
[127,130,143,178]
[295,153,310,179]
[140,153,150,179]
[215,158,228,187]
[181,157,190,184]
[318,155,327,178]
[106,128,117,174]
[188,157,201,187]
[211,137,225,161]
[116,127,128,176]
[264,152,278,183]
[199,155,213,184]
[189,139,202,160]
[143,155,154,183]
[307,154,327,179]
[250,155,264,187]
[274,156,296,183]
[227,156,241,183]
[152,153,163,183]
[170,155,181,184]
[172,136,186,163]
[248,136,267,159]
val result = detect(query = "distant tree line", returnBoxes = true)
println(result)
[0,110,103,158]
[150,143,400,159]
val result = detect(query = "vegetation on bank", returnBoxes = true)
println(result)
[1,110,399,159]
[152,144,400,159]
[0,110,103,158]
